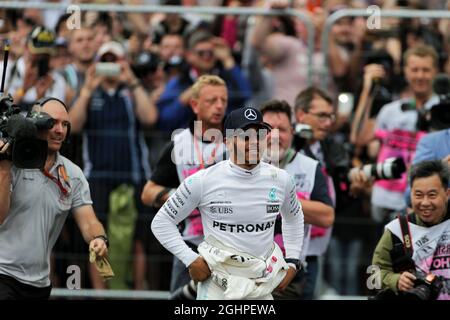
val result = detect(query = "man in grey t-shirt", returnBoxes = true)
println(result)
[0,98,108,300]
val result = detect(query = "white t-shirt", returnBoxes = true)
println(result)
[151,160,304,267]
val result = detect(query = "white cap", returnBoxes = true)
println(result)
[97,41,125,59]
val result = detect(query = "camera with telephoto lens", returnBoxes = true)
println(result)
[360,157,406,181]
[0,94,54,168]
[403,271,445,300]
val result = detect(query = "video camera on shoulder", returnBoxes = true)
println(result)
[0,94,54,168]
[0,40,53,169]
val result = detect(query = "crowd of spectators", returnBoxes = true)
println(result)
[0,0,449,296]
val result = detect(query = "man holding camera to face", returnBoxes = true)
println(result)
[372,160,450,300]
[351,45,440,226]
[0,98,108,300]
[8,26,72,109]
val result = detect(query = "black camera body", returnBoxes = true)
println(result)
[417,74,450,131]
[0,94,53,168]
[390,239,445,300]
[404,271,445,301]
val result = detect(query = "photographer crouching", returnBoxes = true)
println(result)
[0,97,110,300]
[372,160,450,300]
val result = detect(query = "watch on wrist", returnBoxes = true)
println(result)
[285,258,301,271]
[93,235,109,248]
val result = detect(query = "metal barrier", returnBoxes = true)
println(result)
[51,288,170,300]
[321,8,450,88]
[0,1,315,85]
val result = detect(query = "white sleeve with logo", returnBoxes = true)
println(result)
[280,175,304,260]
[151,172,203,267]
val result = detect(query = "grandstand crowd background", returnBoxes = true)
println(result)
[0,0,449,298]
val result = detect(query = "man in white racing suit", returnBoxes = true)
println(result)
[151,106,304,300]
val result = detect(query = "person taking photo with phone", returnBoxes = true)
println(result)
[69,41,158,290]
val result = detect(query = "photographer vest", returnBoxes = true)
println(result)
[386,217,450,300]
[280,151,317,262]
[303,142,334,257]
[173,128,227,245]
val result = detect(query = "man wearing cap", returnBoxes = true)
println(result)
[8,26,73,109]
[69,41,158,290]
[142,75,228,299]
[151,106,304,300]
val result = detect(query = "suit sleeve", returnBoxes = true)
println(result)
[280,175,304,260]
[151,172,203,267]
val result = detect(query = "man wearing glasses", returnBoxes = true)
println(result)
[155,29,251,133]
[294,86,356,299]
[151,107,304,300]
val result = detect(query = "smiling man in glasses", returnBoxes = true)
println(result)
[294,86,366,299]
[151,106,304,300]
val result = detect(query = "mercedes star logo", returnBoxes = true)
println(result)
[244,108,257,120]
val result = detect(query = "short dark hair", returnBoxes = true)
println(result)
[187,30,213,50]
[260,100,292,121]
[294,86,333,113]
[410,160,450,189]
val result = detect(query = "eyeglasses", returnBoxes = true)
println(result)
[194,49,214,59]
[307,112,336,123]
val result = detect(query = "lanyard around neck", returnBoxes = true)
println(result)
[193,136,221,169]
[42,165,69,196]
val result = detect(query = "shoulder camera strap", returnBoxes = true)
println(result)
[397,213,413,257]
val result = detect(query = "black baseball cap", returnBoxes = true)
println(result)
[224,107,272,137]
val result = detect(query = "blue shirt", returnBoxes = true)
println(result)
[156,65,252,133]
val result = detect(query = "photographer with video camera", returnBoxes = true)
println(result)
[0,97,109,300]
[372,160,450,300]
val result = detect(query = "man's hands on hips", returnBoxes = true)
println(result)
[276,266,297,291]
[397,271,416,292]
[89,238,108,259]
[188,257,211,282]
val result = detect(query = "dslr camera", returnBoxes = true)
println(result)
[0,94,54,168]
[417,74,450,131]
[403,271,445,300]
[358,157,406,181]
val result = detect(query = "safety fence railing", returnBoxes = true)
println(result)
[320,8,450,88]
[0,1,315,85]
